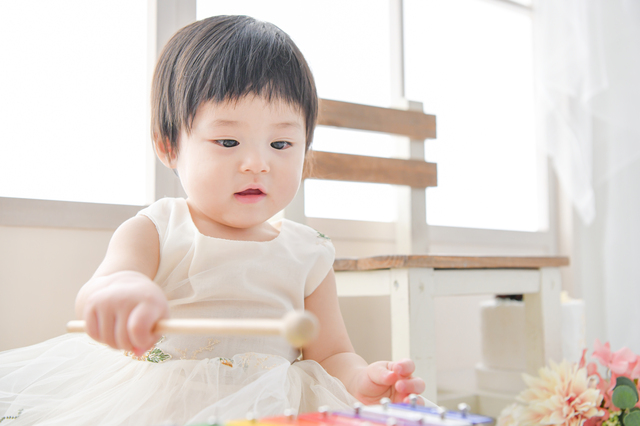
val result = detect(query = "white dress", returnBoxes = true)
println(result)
[0,198,357,426]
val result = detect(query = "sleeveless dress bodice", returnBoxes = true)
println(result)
[137,198,335,362]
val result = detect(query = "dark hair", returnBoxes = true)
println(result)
[151,15,318,155]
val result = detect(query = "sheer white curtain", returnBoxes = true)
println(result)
[534,0,640,351]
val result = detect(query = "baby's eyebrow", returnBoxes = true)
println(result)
[273,121,303,130]
[204,120,301,130]
[207,119,240,127]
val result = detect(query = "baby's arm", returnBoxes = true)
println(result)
[75,216,168,356]
[303,270,425,404]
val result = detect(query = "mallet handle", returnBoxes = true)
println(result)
[66,318,283,335]
[66,310,319,347]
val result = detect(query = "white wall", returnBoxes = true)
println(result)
[0,226,112,350]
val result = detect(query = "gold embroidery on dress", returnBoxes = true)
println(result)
[175,339,221,360]
[124,336,172,363]
[238,353,278,370]
[174,347,189,360]
[190,339,220,359]
[239,353,251,369]
[256,354,277,370]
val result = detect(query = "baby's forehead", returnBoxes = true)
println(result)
[193,95,305,127]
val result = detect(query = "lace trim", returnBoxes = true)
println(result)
[124,336,172,363]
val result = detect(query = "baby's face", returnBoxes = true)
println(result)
[170,95,306,235]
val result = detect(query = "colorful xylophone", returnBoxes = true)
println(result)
[187,395,494,426]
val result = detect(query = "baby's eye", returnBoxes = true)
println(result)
[271,141,291,150]
[215,139,239,148]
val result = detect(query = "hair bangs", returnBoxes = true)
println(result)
[152,16,318,156]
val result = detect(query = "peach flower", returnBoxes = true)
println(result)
[517,360,604,426]
[497,403,525,426]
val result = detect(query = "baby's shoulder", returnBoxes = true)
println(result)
[138,197,183,213]
[280,219,334,250]
[136,197,188,245]
[137,197,187,219]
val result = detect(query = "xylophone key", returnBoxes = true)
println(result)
[344,407,468,426]
[257,411,368,426]
[226,419,281,426]
[226,412,281,426]
[388,401,492,425]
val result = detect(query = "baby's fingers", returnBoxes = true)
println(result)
[389,359,416,377]
[83,309,101,343]
[367,361,399,387]
[114,316,135,352]
[128,303,166,355]
[395,377,426,396]
[96,311,117,349]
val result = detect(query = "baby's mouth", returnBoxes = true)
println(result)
[236,189,264,196]
[234,188,267,204]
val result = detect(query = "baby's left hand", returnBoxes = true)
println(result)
[352,359,426,405]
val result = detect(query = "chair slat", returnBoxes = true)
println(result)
[333,255,570,271]
[318,99,436,140]
[304,151,437,188]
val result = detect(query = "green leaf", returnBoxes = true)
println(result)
[623,409,640,426]
[146,348,171,363]
[614,385,639,410]
[618,377,640,399]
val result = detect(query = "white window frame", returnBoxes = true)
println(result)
[0,0,556,258]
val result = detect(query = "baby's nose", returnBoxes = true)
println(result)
[241,153,269,173]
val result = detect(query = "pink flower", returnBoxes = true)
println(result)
[579,348,588,369]
[592,339,637,376]
[628,357,640,380]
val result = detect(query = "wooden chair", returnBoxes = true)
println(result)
[287,99,569,407]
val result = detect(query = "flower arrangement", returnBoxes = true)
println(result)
[497,339,640,426]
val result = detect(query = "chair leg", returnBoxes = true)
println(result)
[524,267,563,375]
[390,268,437,402]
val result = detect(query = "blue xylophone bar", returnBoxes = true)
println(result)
[390,403,493,425]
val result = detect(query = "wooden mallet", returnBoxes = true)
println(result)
[66,310,319,348]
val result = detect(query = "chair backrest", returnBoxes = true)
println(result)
[285,99,437,254]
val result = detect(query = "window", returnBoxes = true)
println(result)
[0,1,151,206]
[404,0,541,232]
[3,0,550,247]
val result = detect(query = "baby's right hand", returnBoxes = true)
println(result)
[82,271,169,356]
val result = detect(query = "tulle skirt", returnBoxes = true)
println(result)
[0,334,357,426]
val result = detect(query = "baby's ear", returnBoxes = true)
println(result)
[154,138,178,169]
